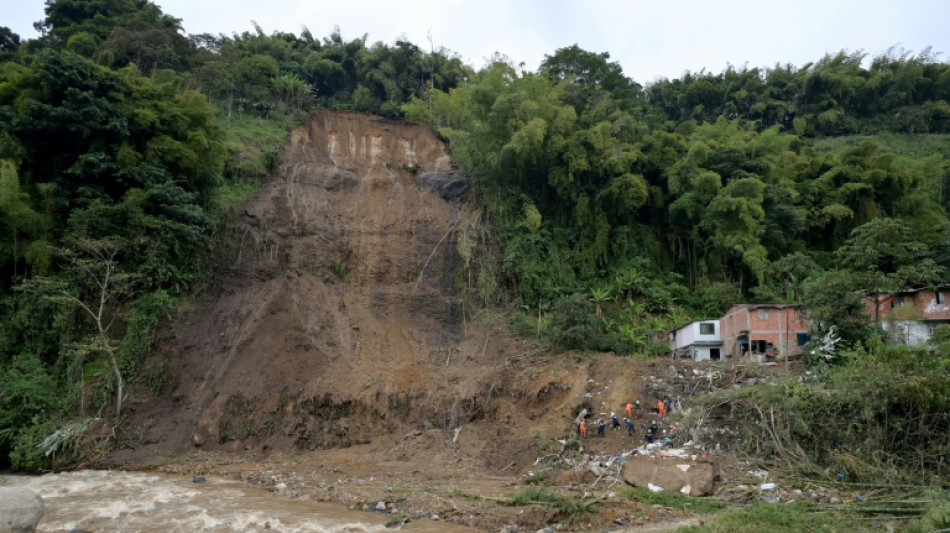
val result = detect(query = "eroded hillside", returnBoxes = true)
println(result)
[108,112,769,531]
[118,111,495,453]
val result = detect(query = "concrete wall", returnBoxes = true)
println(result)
[720,305,808,360]
[671,320,721,349]
[670,321,723,361]
[693,345,723,362]
[882,320,940,347]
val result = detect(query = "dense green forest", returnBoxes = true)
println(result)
[1,0,949,491]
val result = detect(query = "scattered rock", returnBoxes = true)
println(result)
[192,475,206,483]
[375,501,387,511]
[0,487,44,533]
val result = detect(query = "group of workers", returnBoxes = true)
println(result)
[576,397,675,443]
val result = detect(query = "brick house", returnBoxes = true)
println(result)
[669,320,724,361]
[719,304,809,362]
[865,285,950,346]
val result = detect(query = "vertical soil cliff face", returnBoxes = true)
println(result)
[126,111,485,454]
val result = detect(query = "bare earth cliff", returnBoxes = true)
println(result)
[124,110,490,453]
[112,110,749,531]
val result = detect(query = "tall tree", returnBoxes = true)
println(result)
[26,239,135,421]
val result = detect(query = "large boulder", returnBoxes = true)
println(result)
[0,487,44,533]
[416,172,468,202]
[621,455,716,496]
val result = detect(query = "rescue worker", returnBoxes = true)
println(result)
[624,402,633,418]
[611,412,621,430]
[597,418,606,437]
[657,399,667,418]
[579,418,587,438]
[624,417,635,436]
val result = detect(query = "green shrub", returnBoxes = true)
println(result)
[620,487,724,514]
[549,293,601,351]
[711,343,950,484]
[678,502,861,533]
[8,418,55,471]
[0,353,61,469]
[504,487,598,524]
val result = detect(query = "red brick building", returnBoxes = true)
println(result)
[719,304,809,361]
[865,285,950,346]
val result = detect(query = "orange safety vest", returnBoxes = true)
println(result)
[658,400,666,417]
[625,403,633,417]
[579,419,587,436]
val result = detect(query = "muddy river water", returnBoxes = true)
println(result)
[2,470,476,532]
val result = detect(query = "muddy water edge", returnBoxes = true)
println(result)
[2,470,477,532]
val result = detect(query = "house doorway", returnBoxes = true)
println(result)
[710,348,721,360]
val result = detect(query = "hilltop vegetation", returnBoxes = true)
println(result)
[0,0,948,507]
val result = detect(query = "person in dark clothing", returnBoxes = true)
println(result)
[624,417,635,436]
[597,418,606,437]
[611,412,621,430]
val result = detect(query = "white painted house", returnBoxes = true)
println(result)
[669,320,724,361]
[867,285,950,346]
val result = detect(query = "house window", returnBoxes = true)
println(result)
[797,333,809,346]
[893,296,905,307]
[757,308,770,320]
[700,322,715,335]
[938,292,945,305]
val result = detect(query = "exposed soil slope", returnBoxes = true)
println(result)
[119,111,485,454]
[115,109,646,467]
[111,110,762,531]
